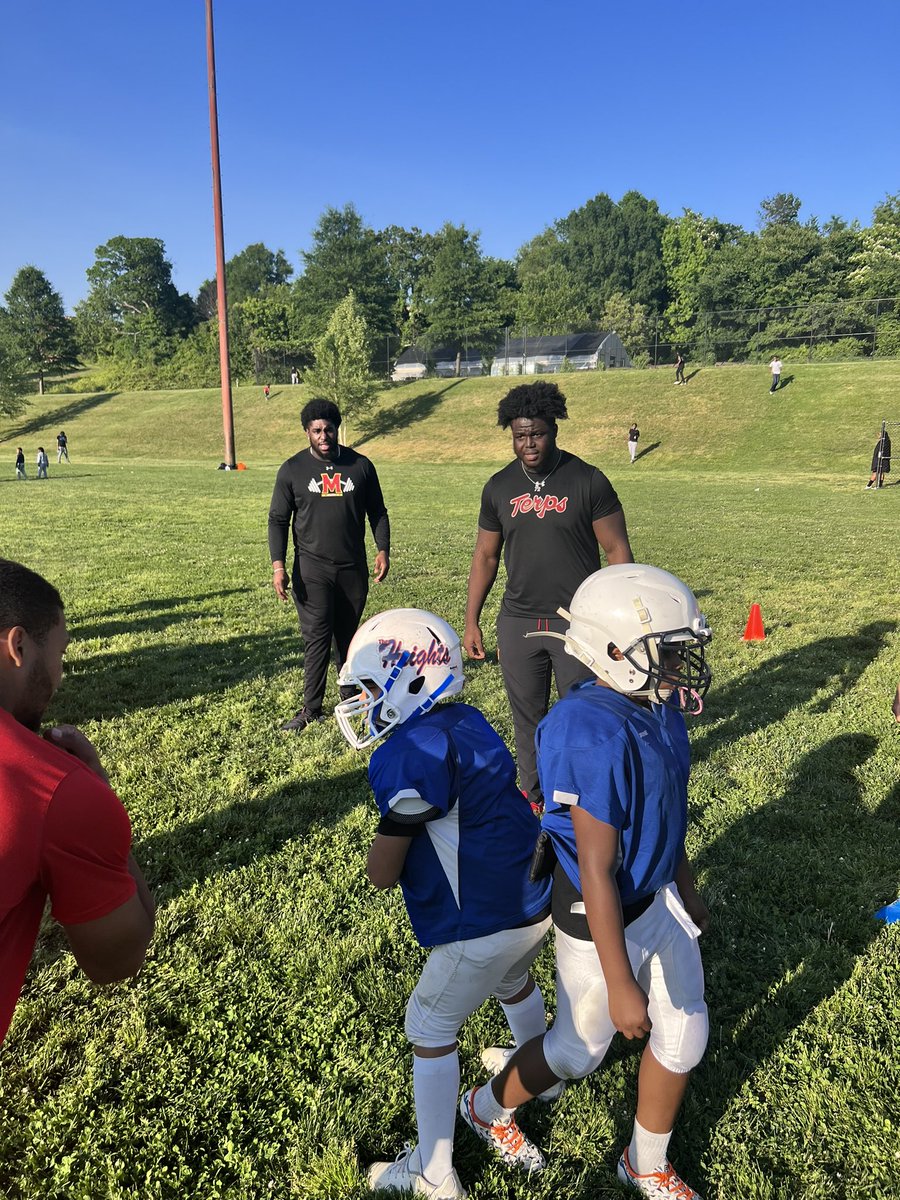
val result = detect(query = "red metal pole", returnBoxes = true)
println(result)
[205,0,236,467]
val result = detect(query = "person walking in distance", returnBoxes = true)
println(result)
[269,398,390,732]
[15,448,26,481]
[36,447,49,479]
[769,356,782,393]
[56,431,69,463]
[628,422,640,464]
[464,381,633,811]
[674,351,686,385]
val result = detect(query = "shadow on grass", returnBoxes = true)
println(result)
[355,381,464,445]
[685,369,701,383]
[53,627,302,722]
[0,393,118,444]
[135,767,369,903]
[692,620,896,764]
[633,441,661,462]
[688,732,900,1189]
[72,588,254,640]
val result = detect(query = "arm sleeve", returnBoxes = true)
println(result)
[477,479,502,534]
[40,771,137,925]
[267,465,295,563]
[589,468,624,521]
[369,729,457,821]
[364,464,390,552]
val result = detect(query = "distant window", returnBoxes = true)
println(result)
[608,355,616,368]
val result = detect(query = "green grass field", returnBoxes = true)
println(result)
[1,363,899,1199]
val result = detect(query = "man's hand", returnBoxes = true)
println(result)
[374,551,389,583]
[272,565,290,602]
[44,725,110,785]
[463,622,486,660]
[608,977,651,1040]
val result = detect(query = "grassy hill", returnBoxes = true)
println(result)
[2,360,898,478]
[1,364,899,1198]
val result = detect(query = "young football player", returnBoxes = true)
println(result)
[334,609,553,1199]
[459,565,713,1199]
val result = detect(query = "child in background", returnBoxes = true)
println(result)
[36,447,49,479]
[335,608,552,1198]
[15,448,26,480]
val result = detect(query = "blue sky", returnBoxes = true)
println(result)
[2,0,898,311]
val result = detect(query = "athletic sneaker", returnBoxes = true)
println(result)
[479,1046,565,1102]
[458,1087,545,1172]
[279,707,324,733]
[367,1143,466,1198]
[617,1146,703,1199]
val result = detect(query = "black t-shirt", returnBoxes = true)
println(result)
[268,446,390,568]
[478,450,622,618]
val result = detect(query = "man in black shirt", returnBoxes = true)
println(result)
[269,399,390,732]
[464,382,633,807]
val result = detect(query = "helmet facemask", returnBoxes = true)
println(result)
[624,630,711,714]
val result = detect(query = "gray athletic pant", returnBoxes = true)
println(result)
[496,610,595,802]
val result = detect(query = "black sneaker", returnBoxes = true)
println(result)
[280,707,324,733]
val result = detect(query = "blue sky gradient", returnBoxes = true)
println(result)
[2,0,898,310]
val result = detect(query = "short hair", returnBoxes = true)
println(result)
[301,398,342,429]
[497,381,569,430]
[0,559,64,642]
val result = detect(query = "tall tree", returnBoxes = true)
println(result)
[600,292,653,357]
[849,194,900,298]
[758,193,802,228]
[307,291,376,430]
[378,224,440,346]
[662,211,735,343]
[74,236,195,358]
[514,263,589,333]
[196,242,294,319]
[3,267,79,393]
[293,205,394,353]
[418,224,504,370]
[0,321,29,417]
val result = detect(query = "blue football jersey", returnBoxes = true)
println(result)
[369,703,551,946]
[538,682,691,905]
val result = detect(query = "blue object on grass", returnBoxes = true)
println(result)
[874,898,900,923]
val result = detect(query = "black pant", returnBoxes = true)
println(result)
[292,558,368,713]
[496,610,595,801]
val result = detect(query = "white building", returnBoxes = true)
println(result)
[490,331,631,375]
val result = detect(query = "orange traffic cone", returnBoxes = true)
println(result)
[742,603,765,641]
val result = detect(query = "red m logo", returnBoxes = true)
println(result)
[321,473,343,496]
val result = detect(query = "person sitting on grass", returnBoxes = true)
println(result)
[459,565,713,1200]
[334,608,553,1198]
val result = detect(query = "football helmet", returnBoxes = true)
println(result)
[531,564,712,713]
[335,608,465,749]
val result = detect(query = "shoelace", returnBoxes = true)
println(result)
[492,1120,526,1155]
[649,1163,696,1199]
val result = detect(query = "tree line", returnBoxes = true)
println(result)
[2,188,900,414]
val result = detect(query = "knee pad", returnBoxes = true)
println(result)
[543,979,614,1080]
[649,1003,708,1075]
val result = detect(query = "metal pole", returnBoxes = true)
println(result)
[206,0,236,468]
[874,299,879,357]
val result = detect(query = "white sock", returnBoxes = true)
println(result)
[413,1052,459,1184]
[628,1118,672,1175]
[500,983,547,1048]
[472,1079,515,1127]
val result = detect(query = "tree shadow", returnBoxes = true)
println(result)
[692,621,896,765]
[356,381,464,445]
[633,441,661,462]
[71,588,254,641]
[686,733,900,1189]
[0,393,118,444]
[52,627,302,722]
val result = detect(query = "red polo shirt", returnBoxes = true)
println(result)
[0,709,136,1043]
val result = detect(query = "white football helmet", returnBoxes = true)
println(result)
[531,564,712,713]
[335,608,465,749]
